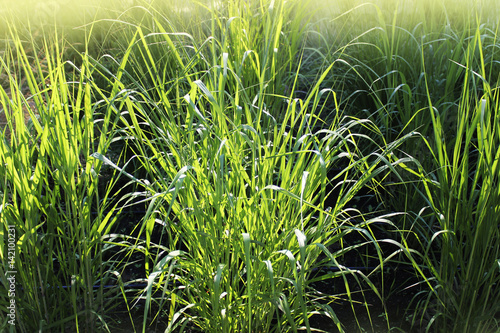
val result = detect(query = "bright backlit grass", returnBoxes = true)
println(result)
[1,1,499,332]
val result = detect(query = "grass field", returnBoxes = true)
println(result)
[1,0,499,332]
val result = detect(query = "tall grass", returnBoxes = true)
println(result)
[0,27,128,332]
[412,27,500,332]
[1,0,499,332]
[90,1,418,331]
[111,72,411,331]
[316,2,500,331]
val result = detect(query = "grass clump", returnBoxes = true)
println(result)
[0,27,128,332]
[0,0,499,332]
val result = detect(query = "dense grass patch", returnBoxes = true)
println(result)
[1,1,499,332]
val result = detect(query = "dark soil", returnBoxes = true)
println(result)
[311,266,424,332]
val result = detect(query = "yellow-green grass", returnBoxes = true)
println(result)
[1,1,499,332]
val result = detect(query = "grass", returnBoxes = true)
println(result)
[0,0,499,332]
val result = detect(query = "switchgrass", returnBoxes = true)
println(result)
[88,2,417,331]
[0,27,129,332]
[111,76,409,331]
[317,2,500,331]
[1,0,499,332]
[412,27,500,332]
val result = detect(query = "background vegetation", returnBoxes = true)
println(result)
[1,0,499,332]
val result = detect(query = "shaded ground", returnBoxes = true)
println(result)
[312,267,424,333]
